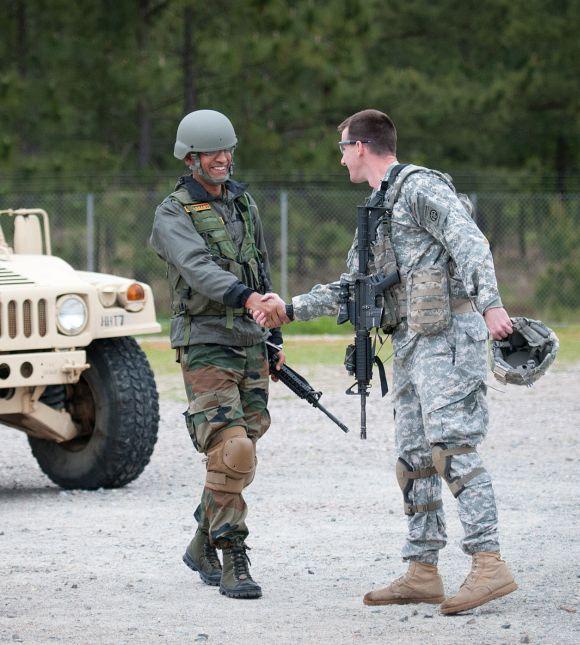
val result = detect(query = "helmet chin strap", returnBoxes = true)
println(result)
[189,153,235,185]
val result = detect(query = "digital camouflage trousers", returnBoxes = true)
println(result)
[392,313,500,565]
[181,342,270,546]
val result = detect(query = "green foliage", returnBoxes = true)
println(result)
[0,1,577,184]
[535,197,580,310]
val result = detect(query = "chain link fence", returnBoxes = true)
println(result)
[1,186,578,321]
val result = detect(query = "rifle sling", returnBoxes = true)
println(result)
[373,355,389,397]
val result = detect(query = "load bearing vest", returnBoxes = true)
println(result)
[168,189,265,332]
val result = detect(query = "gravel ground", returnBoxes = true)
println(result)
[1,355,579,645]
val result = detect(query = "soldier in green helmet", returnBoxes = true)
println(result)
[150,109,287,599]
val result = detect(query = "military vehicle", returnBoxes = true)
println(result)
[0,208,160,489]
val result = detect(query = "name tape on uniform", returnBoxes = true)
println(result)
[191,203,211,212]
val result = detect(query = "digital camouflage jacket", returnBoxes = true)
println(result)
[292,162,502,327]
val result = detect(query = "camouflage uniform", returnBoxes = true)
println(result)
[150,175,279,545]
[293,163,502,564]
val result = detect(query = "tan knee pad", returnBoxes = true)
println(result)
[205,426,254,494]
[243,447,257,489]
[395,458,441,516]
[432,444,486,498]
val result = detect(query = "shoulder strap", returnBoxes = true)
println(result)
[170,186,193,205]
[384,164,455,214]
[385,163,410,191]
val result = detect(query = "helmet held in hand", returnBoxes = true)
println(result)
[491,317,559,386]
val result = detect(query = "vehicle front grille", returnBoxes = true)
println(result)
[0,298,49,339]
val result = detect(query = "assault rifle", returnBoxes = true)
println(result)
[337,200,400,439]
[266,341,349,434]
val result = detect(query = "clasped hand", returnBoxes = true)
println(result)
[246,292,289,328]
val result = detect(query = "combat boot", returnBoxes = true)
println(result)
[440,552,517,615]
[182,529,222,586]
[363,561,445,606]
[219,540,262,599]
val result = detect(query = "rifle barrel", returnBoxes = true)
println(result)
[315,401,349,433]
[360,388,367,440]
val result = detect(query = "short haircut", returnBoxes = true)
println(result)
[338,109,397,156]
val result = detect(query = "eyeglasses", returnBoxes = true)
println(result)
[338,139,372,153]
[199,147,236,157]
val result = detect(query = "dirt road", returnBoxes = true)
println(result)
[1,359,578,644]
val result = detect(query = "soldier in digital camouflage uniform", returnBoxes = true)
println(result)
[256,109,517,614]
[149,110,286,600]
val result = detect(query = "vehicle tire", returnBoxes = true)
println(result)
[29,337,159,490]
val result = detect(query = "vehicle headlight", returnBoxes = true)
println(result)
[56,295,88,335]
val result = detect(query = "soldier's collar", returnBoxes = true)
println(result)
[175,175,248,202]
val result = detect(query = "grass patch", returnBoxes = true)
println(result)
[551,323,580,364]
[282,316,353,336]
[141,322,579,370]
[282,336,352,365]
[157,316,351,337]
[140,340,180,378]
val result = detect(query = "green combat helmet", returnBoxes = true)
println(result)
[174,109,238,184]
[491,317,559,386]
[174,109,237,156]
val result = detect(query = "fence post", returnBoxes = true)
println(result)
[86,193,95,271]
[280,190,288,300]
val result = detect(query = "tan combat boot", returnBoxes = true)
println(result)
[363,561,445,606]
[440,552,517,615]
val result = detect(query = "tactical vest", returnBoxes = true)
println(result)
[370,164,473,334]
[168,187,266,332]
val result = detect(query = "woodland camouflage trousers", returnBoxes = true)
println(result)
[181,342,270,545]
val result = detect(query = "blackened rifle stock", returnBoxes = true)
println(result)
[337,201,400,439]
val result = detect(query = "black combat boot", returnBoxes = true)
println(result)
[219,541,262,599]
[182,528,222,586]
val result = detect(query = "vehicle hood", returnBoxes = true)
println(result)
[0,254,89,288]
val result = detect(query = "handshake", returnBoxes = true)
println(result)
[246,292,290,328]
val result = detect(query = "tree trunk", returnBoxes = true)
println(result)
[137,99,151,168]
[16,0,27,77]
[183,4,197,114]
[136,0,151,168]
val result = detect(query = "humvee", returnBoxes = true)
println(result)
[0,208,160,489]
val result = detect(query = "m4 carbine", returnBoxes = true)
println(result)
[266,342,349,434]
[337,203,400,439]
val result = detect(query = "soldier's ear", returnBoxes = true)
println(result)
[184,153,196,171]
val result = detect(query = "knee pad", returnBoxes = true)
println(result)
[432,444,486,498]
[205,426,254,494]
[395,458,442,516]
[243,447,257,489]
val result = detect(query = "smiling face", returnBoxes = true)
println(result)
[188,148,234,195]
[198,149,233,182]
